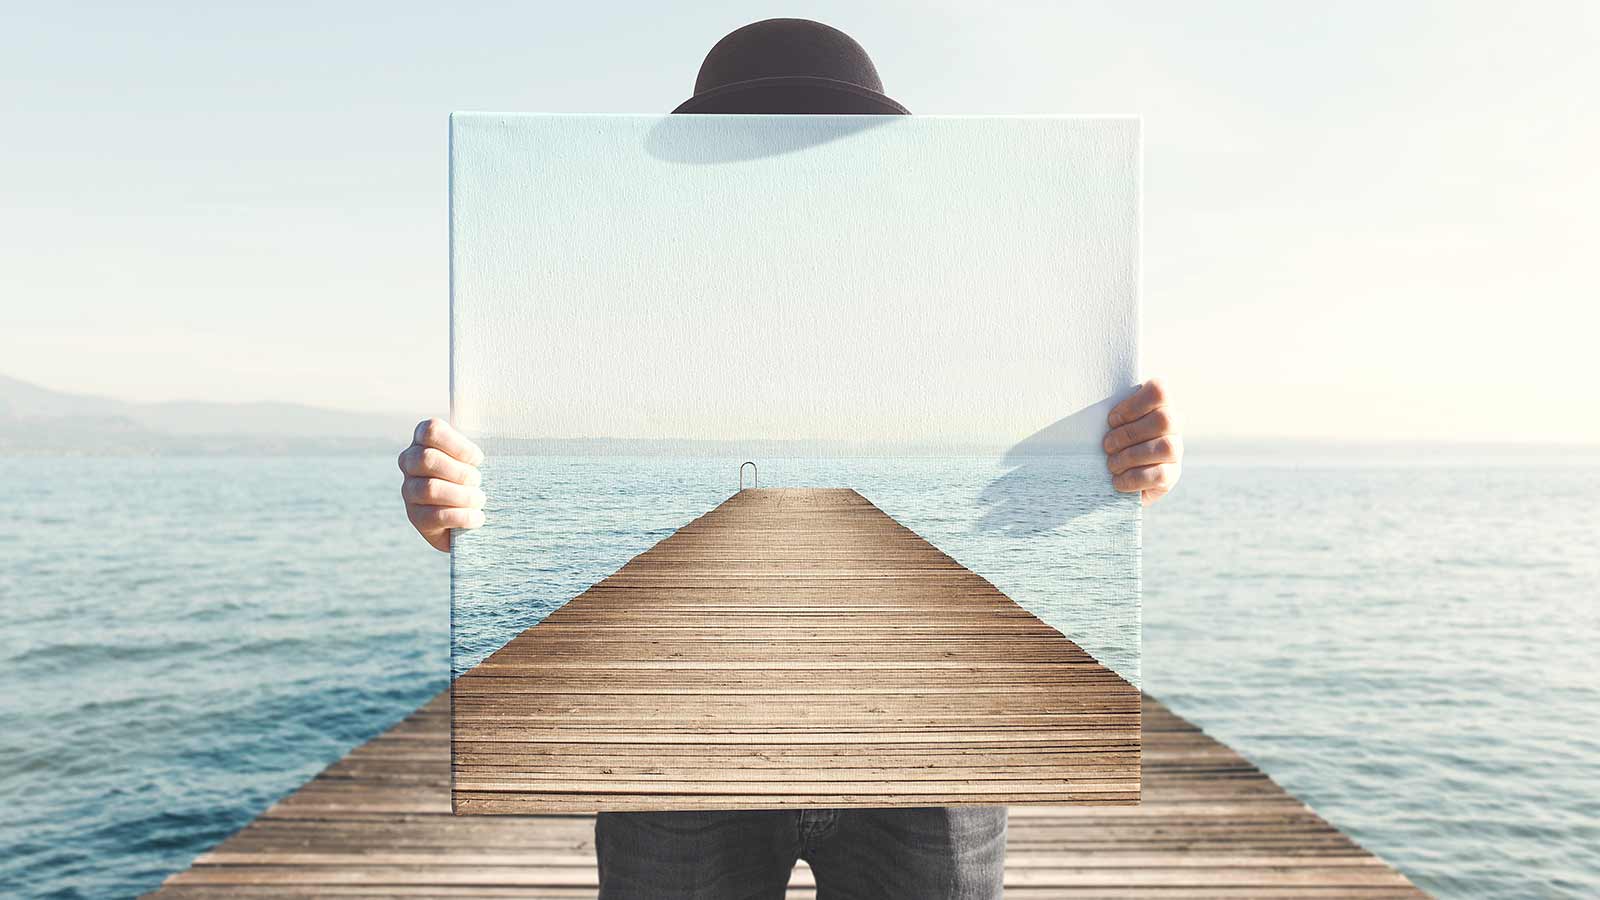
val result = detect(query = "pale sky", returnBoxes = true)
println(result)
[452,114,1137,448]
[3,1,1596,442]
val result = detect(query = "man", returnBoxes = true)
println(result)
[399,18,1183,900]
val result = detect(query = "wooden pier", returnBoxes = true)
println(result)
[147,691,1424,897]
[146,486,1424,896]
[453,488,1140,812]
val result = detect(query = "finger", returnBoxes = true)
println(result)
[1107,378,1170,428]
[398,445,481,486]
[412,418,484,466]
[402,476,486,509]
[1106,434,1183,476]
[406,503,486,534]
[1103,407,1177,455]
[1112,462,1177,495]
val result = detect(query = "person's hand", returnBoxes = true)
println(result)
[1104,379,1183,506]
[398,418,486,551]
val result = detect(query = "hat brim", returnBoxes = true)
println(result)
[673,75,910,115]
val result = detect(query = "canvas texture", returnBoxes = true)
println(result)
[449,114,1141,813]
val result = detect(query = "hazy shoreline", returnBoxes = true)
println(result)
[7,373,1599,459]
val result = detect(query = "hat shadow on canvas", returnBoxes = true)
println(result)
[646,20,1123,534]
[645,18,908,164]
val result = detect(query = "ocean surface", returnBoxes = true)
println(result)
[2,451,1598,898]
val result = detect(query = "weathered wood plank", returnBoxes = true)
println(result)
[146,692,1423,897]
[453,487,1141,812]
[142,487,1422,895]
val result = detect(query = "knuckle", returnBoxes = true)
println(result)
[1144,378,1167,404]
[417,479,441,504]
[1147,408,1173,432]
[415,418,445,445]
[419,447,445,473]
[404,499,427,524]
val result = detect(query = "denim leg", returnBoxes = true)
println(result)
[595,809,800,900]
[803,806,1008,900]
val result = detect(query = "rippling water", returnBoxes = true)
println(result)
[0,458,448,900]
[2,451,1597,898]
[1144,452,1600,898]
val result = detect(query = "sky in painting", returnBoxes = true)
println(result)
[450,114,1137,448]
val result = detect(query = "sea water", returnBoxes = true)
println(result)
[2,451,1597,897]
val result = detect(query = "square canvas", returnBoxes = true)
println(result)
[449,113,1141,813]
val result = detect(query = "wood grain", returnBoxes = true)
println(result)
[144,487,1422,895]
[146,691,1424,898]
[452,487,1140,812]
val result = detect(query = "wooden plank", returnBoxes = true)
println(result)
[145,693,1424,898]
[140,488,1423,895]
[452,487,1141,812]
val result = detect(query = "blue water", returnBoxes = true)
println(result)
[0,459,447,899]
[2,452,1598,898]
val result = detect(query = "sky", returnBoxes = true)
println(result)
[2,1,1596,442]
[452,114,1136,447]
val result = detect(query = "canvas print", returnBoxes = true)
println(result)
[449,113,1141,813]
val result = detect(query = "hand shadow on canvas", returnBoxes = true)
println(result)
[975,395,1131,537]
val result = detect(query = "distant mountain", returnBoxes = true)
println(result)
[9,373,1584,459]
[0,374,414,455]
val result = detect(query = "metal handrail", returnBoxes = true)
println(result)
[739,461,758,490]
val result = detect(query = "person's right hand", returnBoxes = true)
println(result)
[398,418,485,551]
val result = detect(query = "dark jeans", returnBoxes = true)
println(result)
[595,807,1007,900]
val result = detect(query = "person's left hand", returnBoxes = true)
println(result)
[1104,378,1183,506]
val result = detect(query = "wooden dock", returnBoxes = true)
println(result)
[145,485,1424,896]
[453,487,1140,812]
[146,691,1424,897]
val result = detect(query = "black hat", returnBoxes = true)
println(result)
[674,18,910,115]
